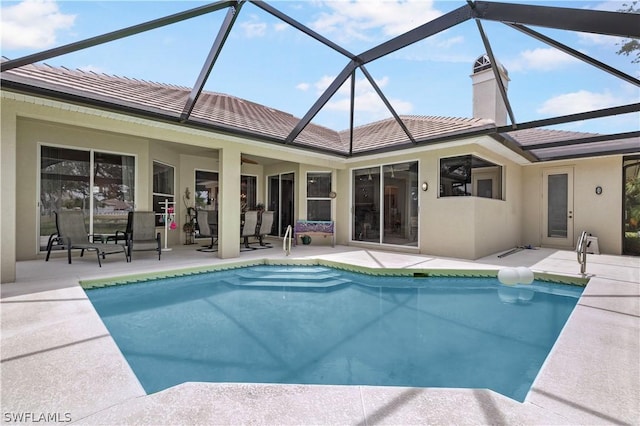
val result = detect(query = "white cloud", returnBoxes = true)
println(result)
[506,48,579,72]
[537,90,622,115]
[1,0,75,50]
[296,82,310,91]
[577,32,624,49]
[313,75,338,95]
[309,0,442,43]
[239,15,267,38]
[274,22,288,32]
[310,74,412,120]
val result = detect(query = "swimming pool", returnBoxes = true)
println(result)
[85,264,583,402]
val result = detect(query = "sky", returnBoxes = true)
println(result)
[1,0,639,135]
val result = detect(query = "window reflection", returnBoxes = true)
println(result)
[439,155,503,200]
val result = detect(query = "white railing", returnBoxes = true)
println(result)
[576,230,588,275]
[283,225,293,256]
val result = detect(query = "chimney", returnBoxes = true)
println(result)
[471,54,510,126]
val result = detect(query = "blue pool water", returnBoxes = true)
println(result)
[86,265,583,401]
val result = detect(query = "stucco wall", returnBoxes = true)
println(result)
[2,93,631,274]
[339,139,523,259]
[522,157,623,254]
[15,117,151,261]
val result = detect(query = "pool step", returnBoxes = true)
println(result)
[224,266,351,288]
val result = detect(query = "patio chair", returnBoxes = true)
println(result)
[196,209,217,252]
[54,210,129,267]
[126,211,161,260]
[254,211,274,247]
[45,212,64,262]
[241,210,259,249]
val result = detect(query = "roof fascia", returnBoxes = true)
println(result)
[506,23,640,88]
[348,125,497,157]
[489,133,539,162]
[472,1,640,38]
[181,1,245,121]
[1,77,182,121]
[535,146,640,162]
[1,1,236,73]
[1,81,352,159]
[522,131,640,151]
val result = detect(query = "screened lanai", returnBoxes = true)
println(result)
[2,0,640,286]
[2,0,639,161]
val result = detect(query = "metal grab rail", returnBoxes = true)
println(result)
[283,225,292,256]
[576,230,588,275]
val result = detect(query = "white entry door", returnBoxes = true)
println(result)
[542,167,574,248]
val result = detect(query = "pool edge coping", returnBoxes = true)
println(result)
[79,258,589,289]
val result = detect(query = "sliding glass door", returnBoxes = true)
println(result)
[352,161,418,247]
[268,172,295,237]
[624,156,640,255]
[39,145,135,250]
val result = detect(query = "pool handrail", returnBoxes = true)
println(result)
[283,225,292,256]
[576,230,588,275]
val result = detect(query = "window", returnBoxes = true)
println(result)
[195,170,218,210]
[307,172,332,221]
[439,155,502,200]
[153,161,175,226]
[241,175,257,212]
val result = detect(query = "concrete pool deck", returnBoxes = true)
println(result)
[1,244,638,425]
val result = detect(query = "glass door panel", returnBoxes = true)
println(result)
[382,162,418,246]
[280,173,295,237]
[623,156,640,255]
[93,152,135,235]
[547,174,568,238]
[268,173,295,237]
[352,167,380,242]
[40,146,90,250]
[542,167,574,247]
[195,170,219,210]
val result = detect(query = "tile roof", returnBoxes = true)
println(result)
[505,128,640,160]
[1,62,494,155]
[2,61,638,161]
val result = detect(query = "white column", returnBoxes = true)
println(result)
[217,146,241,259]
[1,107,17,283]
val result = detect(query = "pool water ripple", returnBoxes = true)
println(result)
[85,265,582,401]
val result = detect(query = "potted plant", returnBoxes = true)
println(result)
[182,219,195,245]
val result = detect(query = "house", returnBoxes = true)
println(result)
[1,1,638,284]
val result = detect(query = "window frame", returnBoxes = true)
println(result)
[438,154,504,200]
[152,160,176,226]
[306,171,332,221]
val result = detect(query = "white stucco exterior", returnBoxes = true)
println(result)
[0,92,632,283]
